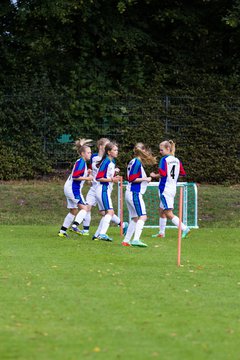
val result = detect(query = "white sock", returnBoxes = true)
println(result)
[123,220,136,243]
[83,211,91,228]
[62,213,75,230]
[160,217,167,234]
[133,219,145,241]
[111,214,120,225]
[94,217,105,237]
[73,209,87,226]
[99,214,112,235]
[171,216,187,231]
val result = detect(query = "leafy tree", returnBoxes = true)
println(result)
[0,0,240,181]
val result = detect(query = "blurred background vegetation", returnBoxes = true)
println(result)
[0,0,240,183]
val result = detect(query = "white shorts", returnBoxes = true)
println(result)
[159,191,174,210]
[64,186,86,209]
[86,186,98,207]
[125,190,146,218]
[96,185,113,211]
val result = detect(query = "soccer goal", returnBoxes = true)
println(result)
[117,181,198,229]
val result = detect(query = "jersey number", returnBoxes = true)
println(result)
[170,165,176,179]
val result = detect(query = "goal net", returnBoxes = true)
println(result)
[118,181,198,228]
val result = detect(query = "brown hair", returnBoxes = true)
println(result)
[160,140,176,156]
[74,138,92,155]
[134,142,157,166]
[96,141,118,168]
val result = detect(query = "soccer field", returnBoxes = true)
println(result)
[0,225,239,360]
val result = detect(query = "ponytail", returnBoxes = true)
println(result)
[74,138,92,155]
[134,143,157,166]
[97,137,110,148]
[160,140,176,156]
[168,140,175,156]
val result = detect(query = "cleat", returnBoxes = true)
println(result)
[122,222,129,236]
[98,234,113,242]
[182,227,190,239]
[58,232,69,238]
[81,231,90,236]
[92,235,99,241]
[152,233,165,238]
[70,226,83,236]
[131,239,148,247]
[122,241,131,247]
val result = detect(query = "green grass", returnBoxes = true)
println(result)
[198,184,240,227]
[0,226,239,360]
[0,181,239,359]
[0,180,240,227]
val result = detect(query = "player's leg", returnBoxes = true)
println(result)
[152,207,167,238]
[95,187,114,241]
[166,210,190,238]
[122,218,136,246]
[98,209,114,240]
[71,192,90,235]
[165,208,185,228]
[163,193,190,238]
[92,212,105,240]
[130,192,148,247]
[122,191,137,246]
[83,187,97,234]
[58,199,78,238]
[111,214,129,235]
[82,209,91,235]
[159,207,167,237]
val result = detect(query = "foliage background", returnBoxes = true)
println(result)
[0,0,240,182]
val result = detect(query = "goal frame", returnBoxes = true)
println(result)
[117,181,198,229]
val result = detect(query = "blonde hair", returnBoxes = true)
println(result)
[74,138,92,155]
[160,140,176,156]
[134,142,157,166]
[97,138,110,148]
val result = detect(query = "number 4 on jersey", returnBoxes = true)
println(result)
[170,165,176,179]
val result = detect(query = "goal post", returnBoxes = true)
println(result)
[117,181,198,229]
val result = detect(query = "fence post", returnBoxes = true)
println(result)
[177,186,183,267]
[164,95,170,134]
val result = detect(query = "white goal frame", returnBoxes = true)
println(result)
[117,181,198,229]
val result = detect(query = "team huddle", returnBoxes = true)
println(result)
[58,138,190,247]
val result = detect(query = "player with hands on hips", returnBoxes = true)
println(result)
[122,143,157,247]
[58,138,93,238]
[150,140,190,239]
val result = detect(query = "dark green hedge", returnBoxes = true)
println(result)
[0,73,240,183]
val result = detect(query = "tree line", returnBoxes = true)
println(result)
[0,0,240,183]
